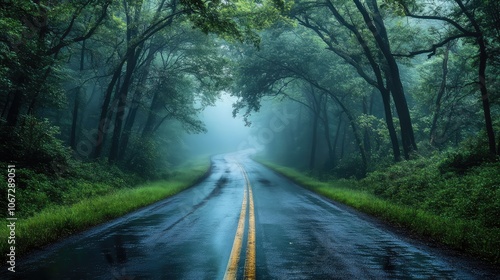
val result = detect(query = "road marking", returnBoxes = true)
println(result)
[224,162,256,280]
[224,186,247,280]
[244,168,256,280]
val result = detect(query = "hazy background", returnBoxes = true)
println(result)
[183,94,252,156]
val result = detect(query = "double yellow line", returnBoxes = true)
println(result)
[224,163,256,280]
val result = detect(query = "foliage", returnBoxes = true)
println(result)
[183,0,291,46]
[0,116,71,173]
[125,135,169,179]
[331,156,366,179]
[361,144,500,228]
[0,160,141,219]
[438,136,497,174]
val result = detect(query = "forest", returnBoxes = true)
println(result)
[0,0,499,265]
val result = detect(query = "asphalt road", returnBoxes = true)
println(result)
[9,151,499,279]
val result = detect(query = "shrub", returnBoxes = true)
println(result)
[438,136,496,174]
[0,116,71,174]
[332,156,366,179]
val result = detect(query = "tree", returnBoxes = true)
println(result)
[291,0,418,160]
[232,28,369,173]
[0,0,111,127]
[395,0,498,155]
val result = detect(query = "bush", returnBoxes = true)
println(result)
[361,152,500,229]
[0,116,71,174]
[332,156,366,179]
[438,137,496,174]
[125,136,171,179]
[0,160,142,219]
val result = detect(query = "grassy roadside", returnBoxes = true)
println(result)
[1,156,211,257]
[255,159,500,264]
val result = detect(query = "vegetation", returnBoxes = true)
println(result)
[0,0,282,254]
[256,150,500,264]
[0,0,499,268]
[0,156,210,257]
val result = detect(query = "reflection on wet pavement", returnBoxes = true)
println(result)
[8,150,499,279]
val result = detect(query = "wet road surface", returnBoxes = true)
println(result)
[8,151,500,279]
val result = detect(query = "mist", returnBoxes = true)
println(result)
[183,94,252,157]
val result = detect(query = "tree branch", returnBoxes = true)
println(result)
[392,33,475,58]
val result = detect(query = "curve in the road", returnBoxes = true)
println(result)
[7,151,499,280]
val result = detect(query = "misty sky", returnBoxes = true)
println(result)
[184,94,252,155]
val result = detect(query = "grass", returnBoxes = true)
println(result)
[256,159,500,265]
[1,156,211,257]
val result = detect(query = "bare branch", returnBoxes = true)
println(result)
[392,33,476,58]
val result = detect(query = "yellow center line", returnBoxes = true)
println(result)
[244,168,256,280]
[224,185,247,280]
[224,162,257,280]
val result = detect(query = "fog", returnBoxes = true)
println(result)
[183,94,252,156]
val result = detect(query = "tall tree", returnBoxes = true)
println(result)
[396,0,498,155]
[291,0,418,160]
[1,0,111,127]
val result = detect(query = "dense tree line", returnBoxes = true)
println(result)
[233,0,499,175]
[1,0,498,179]
[0,0,282,176]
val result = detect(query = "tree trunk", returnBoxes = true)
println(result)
[108,47,141,163]
[70,41,86,150]
[70,87,81,149]
[93,60,126,159]
[453,0,497,155]
[381,88,401,161]
[389,74,416,159]
[340,120,347,160]
[362,96,371,156]
[332,111,343,166]
[309,110,319,170]
[430,44,450,145]
[321,100,335,169]
[142,89,164,138]
[118,50,155,160]
[300,2,403,163]
[477,36,496,155]
[355,0,417,158]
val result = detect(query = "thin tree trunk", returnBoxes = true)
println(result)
[142,89,164,138]
[309,110,319,170]
[108,47,141,163]
[118,50,155,160]
[362,96,371,156]
[340,120,347,160]
[70,40,86,150]
[332,111,343,166]
[478,36,496,155]
[93,60,126,158]
[355,0,417,158]
[321,100,334,169]
[430,44,450,145]
[453,0,496,155]
[381,88,401,161]
[70,87,81,149]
